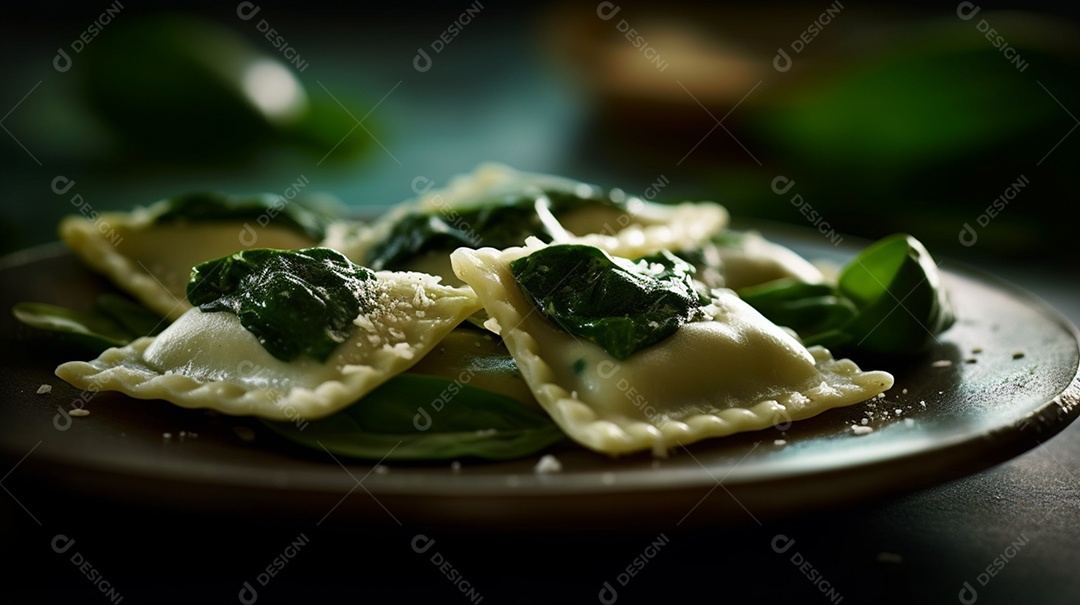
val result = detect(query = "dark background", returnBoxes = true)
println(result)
[2,2,1079,603]
[2,1,1079,264]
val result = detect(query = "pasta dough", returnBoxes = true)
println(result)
[687,230,826,290]
[335,163,728,284]
[55,268,481,420]
[60,193,335,320]
[451,239,894,456]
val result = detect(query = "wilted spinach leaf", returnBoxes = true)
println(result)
[154,191,339,241]
[365,186,629,271]
[260,373,565,461]
[188,248,376,362]
[510,245,706,360]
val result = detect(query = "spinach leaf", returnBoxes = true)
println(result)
[12,294,168,354]
[737,234,954,355]
[95,293,169,338]
[260,374,565,461]
[13,302,132,352]
[365,186,627,271]
[82,14,370,164]
[834,233,954,354]
[409,326,536,408]
[510,245,706,360]
[675,230,749,269]
[188,248,376,362]
[736,278,857,339]
[153,191,340,241]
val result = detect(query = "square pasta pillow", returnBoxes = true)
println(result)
[451,238,894,457]
[57,248,482,421]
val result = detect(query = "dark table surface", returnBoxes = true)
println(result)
[2,3,1079,604]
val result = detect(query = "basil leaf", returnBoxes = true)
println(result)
[153,191,340,241]
[188,248,376,362]
[366,186,627,271]
[835,233,955,354]
[510,245,706,360]
[260,374,565,461]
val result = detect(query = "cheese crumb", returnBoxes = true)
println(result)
[851,425,874,435]
[69,408,89,417]
[534,454,562,474]
[773,439,787,446]
[483,316,502,334]
[931,360,952,368]
[36,384,52,395]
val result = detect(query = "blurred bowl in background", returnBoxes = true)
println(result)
[542,3,1080,262]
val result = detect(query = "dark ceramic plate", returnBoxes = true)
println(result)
[1,233,1077,531]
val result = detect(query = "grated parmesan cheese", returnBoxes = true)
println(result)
[483,316,502,335]
[534,454,562,474]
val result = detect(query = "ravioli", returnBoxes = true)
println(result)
[335,163,728,285]
[566,198,727,262]
[408,327,538,410]
[55,252,481,421]
[60,192,340,320]
[451,239,894,456]
[686,230,826,290]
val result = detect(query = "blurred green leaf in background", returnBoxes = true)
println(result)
[81,14,370,165]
